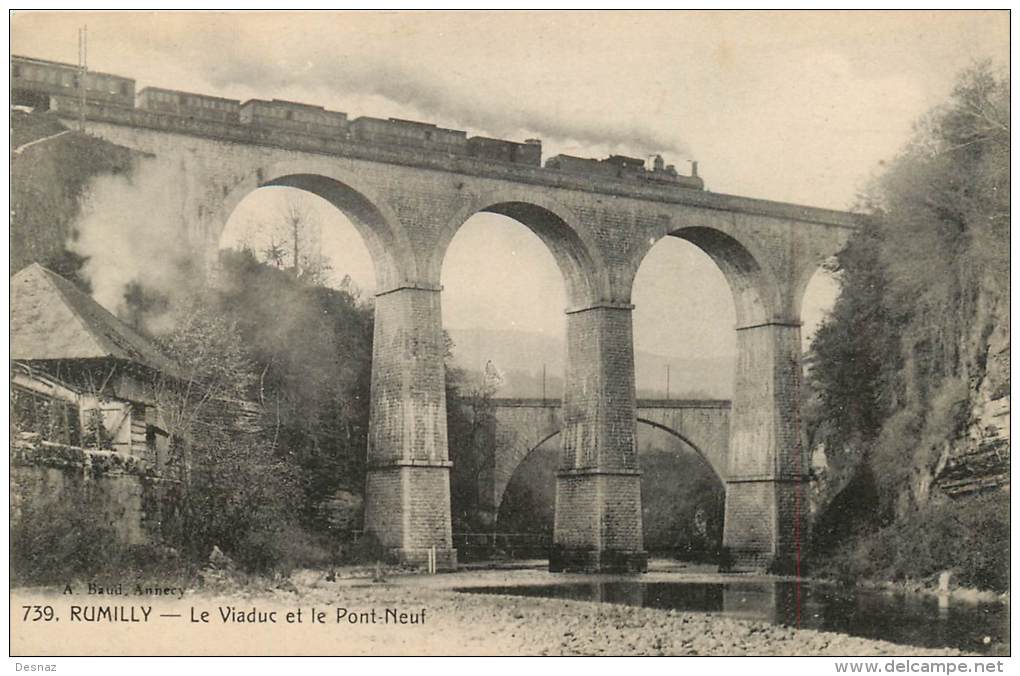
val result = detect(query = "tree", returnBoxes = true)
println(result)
[238,193,335,286]
[149,291,306,571]
[150,292,256,482]
[83,408,114,450]
[263,239,288,270]
[807,61,1009,527]
[445,355,500,531]
[211,248,374,528]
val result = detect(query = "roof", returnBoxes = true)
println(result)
[137,86,241,105]
[11,263,180,376]
[11,54,131,82]
[241,98,328,111]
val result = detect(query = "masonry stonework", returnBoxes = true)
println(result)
[724,323,809,570]
[552,305,646,572]
[11,464,176,548]
[67,108,856,572]
[363,286,456,568]
[481,398,731,525]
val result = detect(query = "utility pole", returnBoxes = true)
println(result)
[77,25,87,133]
[666,364,670,399]
[542,363,546,402]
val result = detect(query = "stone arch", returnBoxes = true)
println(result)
[431,189,606,307]
[524,430,561,464]
[791,252,839,324]
[217,160,413,291]
[666,226,777,327]
[623,211,783,327]
[494,428,561,524]
[635,417,725,485]
[494,418,726,518]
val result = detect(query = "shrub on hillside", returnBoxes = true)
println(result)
[805,63,1008,522]
[11,493,124,585]
[809,492,1009,592]
[233,524,334,576]
[339,531,396,565]
[170,434,317,576]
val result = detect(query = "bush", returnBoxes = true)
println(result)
[11,493,124,585]
[166,433,314,576]
[116,544,193,583]
[234,525,334,576]
[810,466,883,554]
[339,531,395,566]
[808,491,1009,592]
[152,287,370,578]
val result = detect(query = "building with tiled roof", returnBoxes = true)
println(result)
[11,263,177,464]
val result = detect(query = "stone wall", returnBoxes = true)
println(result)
[10,443,176,547]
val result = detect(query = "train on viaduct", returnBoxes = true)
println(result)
[11,53,862,573]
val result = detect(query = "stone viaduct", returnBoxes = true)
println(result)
[481,398,731,523]
[55,100,859,573]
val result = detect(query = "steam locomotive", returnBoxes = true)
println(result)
[11,54,703,189]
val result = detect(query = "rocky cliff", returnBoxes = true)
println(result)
[932,290,1010,498]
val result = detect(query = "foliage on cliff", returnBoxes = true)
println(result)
[806,63,1008,586]
[148,255,375,573]
[811,491,1009,592]
[213,248,374,515]
[148,248,375,530]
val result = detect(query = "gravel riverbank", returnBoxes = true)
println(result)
[201,566,978,656]
[11,565,991,656]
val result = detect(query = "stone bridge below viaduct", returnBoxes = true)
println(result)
[53,94,860,573]
[479,398,731,523]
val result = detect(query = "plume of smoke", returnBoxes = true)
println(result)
[71,159,198,331]
[207,56,691,160]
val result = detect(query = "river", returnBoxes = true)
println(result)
[457,578,1009,654]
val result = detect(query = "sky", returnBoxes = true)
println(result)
[12,11,1010,374]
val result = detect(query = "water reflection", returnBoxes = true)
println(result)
[457,580,1009,654]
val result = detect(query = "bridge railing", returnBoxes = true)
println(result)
[485,397,732,409]
[345,529,551,560]
[453,531,552,561]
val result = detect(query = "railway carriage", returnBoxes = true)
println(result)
[10,53,703,191]
[349,117,468,155]
[240,99,348,136]
[466,136,542,166]
[137,87,241,123]
[11,55,135,109]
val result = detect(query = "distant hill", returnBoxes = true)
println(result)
[446,326,732,398]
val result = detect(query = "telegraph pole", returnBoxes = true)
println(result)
[666,364,670,399]
[77,25,87,132]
